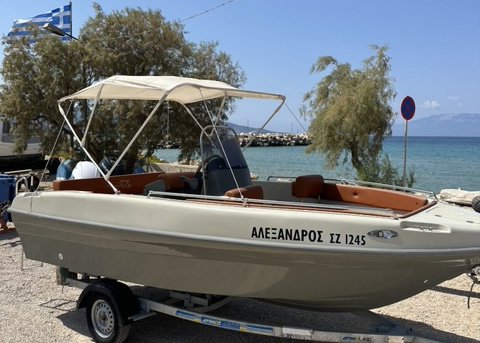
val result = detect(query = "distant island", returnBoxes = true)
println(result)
[391,113,480,137]
[226,122,274,134]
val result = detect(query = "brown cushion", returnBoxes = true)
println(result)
[292,175,324,198]
[225,185,264,199]
[323,183,428,212]
[53,171,195,194]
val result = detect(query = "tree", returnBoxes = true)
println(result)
[0,3,245,171]
[302,45,414,186]
[79,5,246,169]
[0,29,86,155]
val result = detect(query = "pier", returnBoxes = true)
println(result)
[238,133,310,147]
[156,133,311,149]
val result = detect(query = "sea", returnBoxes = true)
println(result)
[154,137,480,193]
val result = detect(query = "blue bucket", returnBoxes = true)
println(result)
[0,175,15,222]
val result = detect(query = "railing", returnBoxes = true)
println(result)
[266,175,437,199]
[0,134,41,144]
[145,189,397,217]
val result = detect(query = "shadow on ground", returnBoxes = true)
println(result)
[57,296,478,343]
[432,284,479,299]
[0,230,19,242]
[58,308,91,339]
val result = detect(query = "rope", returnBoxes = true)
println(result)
[179,0,236,23]
[468,281,475,309]
[35,111,69,192]
[199,89,245,202]
[86,0,237,42]
[285,102,308,133]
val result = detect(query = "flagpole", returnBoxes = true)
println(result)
[70,1,73,42]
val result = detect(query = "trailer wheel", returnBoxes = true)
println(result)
[86,294,131,343]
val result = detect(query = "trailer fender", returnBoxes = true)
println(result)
[77,279,138,325]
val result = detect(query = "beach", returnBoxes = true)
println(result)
[2,230,480,343]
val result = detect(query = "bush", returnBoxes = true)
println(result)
[357,154,415,187]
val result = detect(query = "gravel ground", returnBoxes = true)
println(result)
[1,230,480,343]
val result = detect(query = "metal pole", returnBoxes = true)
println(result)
[69,1,72,41]
[402,120,408,186]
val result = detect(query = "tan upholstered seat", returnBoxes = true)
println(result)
[224,185,264,200]
[292,175,324,199]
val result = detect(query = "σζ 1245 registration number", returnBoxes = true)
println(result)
[330,233,366,246]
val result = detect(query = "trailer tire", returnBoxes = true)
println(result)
[86,293,131,343]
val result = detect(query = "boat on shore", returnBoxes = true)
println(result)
[9,75,480,311]
[0,119,43,172]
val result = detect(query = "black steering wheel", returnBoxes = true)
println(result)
[195,154,224,174]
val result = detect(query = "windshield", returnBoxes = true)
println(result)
[200,126,248,169]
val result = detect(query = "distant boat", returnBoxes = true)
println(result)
[0,119,43,171]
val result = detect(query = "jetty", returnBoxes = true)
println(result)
[238,132,310,147]
[156,133,310,149]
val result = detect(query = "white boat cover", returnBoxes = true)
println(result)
[59,75,285,104]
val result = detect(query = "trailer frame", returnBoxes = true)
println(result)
[58,270,440,343]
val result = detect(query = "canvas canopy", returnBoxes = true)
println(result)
[59,75,285,104]
[57,75,286,193]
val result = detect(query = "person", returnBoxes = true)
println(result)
[56,157,74,180]
[134,160,145,174]
[46,157,60,179]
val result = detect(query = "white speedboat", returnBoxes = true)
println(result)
[9,76,480,311]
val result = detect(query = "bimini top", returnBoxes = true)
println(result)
[59,75,285,104]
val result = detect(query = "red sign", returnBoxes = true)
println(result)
[401,96,416,121]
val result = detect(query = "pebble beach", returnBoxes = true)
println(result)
[1,230,480,343]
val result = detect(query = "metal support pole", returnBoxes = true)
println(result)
[402,120,408,187]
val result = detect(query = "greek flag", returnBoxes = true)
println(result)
[8,3,72,42]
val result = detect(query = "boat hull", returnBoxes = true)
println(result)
[10,191,480,311]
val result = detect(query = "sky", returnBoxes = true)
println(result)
[1,0,479,133]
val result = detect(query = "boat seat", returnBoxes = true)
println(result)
[292,175,324,202]
[224,185,264,200]
[323,183,429,212]
[143,179,166,195]
[53,171,195,194]
[203,156,253,196]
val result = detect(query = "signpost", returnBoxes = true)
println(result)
[400,96,415,186]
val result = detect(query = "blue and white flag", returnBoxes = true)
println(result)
[8,3,72,42]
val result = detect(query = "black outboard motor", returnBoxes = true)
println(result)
[99,157,125,176]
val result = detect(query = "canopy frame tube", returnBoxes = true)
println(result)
[56,76,286,195]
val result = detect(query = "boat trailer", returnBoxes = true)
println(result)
[57,269,439,343]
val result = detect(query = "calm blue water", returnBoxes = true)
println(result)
[155,137,480,193]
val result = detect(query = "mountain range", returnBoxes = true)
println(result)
[230,113,480,137]
[227,122,274,134]
[391,113,480,137]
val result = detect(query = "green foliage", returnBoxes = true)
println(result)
[0,29,86,154]
[0,3,245,171]
[81,4,191,77]
[302,46,413,186]
[357,154,416,187]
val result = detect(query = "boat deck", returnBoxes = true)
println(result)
[52,171,431,218]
